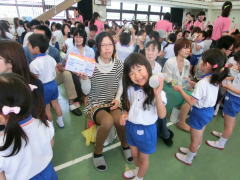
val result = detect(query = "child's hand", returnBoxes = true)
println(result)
[153,77,164,96]
[120,112,128,126]
[56,64,64,72]
[188,80,196,87]
[110,99,120,110]
[173,85,183,92]
[75,72,88,80]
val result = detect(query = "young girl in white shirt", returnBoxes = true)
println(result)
[206,51,240,150]
[173,48,229,165]
[0,73,56,180]
[120,53,167,180]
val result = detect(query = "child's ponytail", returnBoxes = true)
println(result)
[202,48,229,85]
[0,113,28,157]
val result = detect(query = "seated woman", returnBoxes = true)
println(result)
[162,38,192,132]
[79,32,132,171]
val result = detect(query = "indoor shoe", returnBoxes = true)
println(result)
[175,152,192,166]
[56,119,64,128]
[122,168,138,179]
[205,140,224,150]
[211,130,222,138]
[93,155,108,172]
[179,147,190,154]
[162,129,174,146]
[123,147,133,163]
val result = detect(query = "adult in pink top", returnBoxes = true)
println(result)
[89,12,104,34]
[211,1,232,41]
[193,11,205,30]
[155,13,172,32]
[73,8,83,24]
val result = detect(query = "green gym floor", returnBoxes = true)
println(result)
[52,86,240,180]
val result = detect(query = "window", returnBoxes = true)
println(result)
[16,0,42,5]
[52,10,66,19]
[0,6,18,18]
[107,12,120,20]
[162,6,171,13]
[122,2,135,10]
[149,15,160,22]
[137,4,148,12]
[18,6,43,18]
[107,1,121,9]
[151,5,161,12]
[122,13,134,21]
[136,14,148,21]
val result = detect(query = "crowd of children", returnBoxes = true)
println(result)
[0,0,240,179]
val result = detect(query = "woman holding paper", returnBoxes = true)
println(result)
[79,32,132,172]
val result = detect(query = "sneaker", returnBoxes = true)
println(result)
[162,129,174,147]
[179,147,190,154]
[175,152,192,166]
[122,147,133,163]
[122,168,138,179]
[211,130,222,138]
[205,140,224,150]
[93,154,108,172]
[56,119,64,128]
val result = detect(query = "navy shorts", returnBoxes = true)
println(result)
[223,92,240,117]
[125,121,157,154]
[188,106,214,130]
[30,163,58,180]
[190,54,201,66]
[43,80,59,105]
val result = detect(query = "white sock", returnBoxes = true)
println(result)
[218,137,228,146]
[57,116,63,121]
[186,151,197,161]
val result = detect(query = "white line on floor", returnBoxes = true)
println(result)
[54,121,175,171]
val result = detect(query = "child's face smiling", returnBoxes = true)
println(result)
[129,64,149,87]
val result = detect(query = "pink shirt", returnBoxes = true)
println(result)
[75,15,83,24]
[94,19,104,34]
[193,20,204,30]
[211,16,231,41]
[155,20,173,32]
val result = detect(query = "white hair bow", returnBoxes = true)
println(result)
[29,84,38,91]
[2,106,21,115]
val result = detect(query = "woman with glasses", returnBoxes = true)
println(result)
[80,32,132,172]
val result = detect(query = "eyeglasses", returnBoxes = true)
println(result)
[100,43,113,48]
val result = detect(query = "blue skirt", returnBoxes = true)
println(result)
[30,163,58,180]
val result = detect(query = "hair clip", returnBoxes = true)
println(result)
[2,106,21,115]
[213,64,218,69]
[224,5,231,9]
[29,84,38,91]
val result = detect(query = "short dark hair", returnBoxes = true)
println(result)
[217,35,235,50]
[163,13,171,21]
[55,23,62,30]
[28,34,49,53]
[73,29,87,46]
[44,20,50,26]
[174,38,191,56]
[89,25,98,32]
[145,40,161,52]
[35,25,52,41]
[120,32,131,46]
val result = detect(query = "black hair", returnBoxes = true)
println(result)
[89,25,98,32]
[0,25,7,39]
[145,24,153,36]
[216,35,235,50]
[207,24,213,31]
[122,53,154,111]
[90,12,100,26]
[183,30,190,38]
[28,34,49,53]
[137,30,146,36]
[0,73,31,157]
[164,33,176,50]
[61,24,70,37]
[29,19,41,28]
[88,39,96,48]
[50,22,56,31]
[149,31,160,42]
[35,25,52,41]
[145,40,161,52]
[120,32,131,46]
[198,11,205,17]
[203,30,212,39]
[72,28,87,47]
[95,32,116,61]
[104,24,110,30]
[202,48,229,85]
[163,13,171,21]
[77,23,85,30]
[55,23,62,30]
[44,20,50,26]
[233,51,240,63]
[221,1,232,17]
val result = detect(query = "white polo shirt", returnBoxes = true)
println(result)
[127,86,167,125]
[192,77,219,108]
[152,62,162,74]
[164,44,175,59]
[228,73,240,98]
[29,54,57,83]
[226,56,239,77]
[0,117,54,180]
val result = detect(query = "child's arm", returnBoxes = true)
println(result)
[222,83,240,95]
[173,85,197,106]
[0,172,6,180]
[154,78,167,119]
[120,111,128,126]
